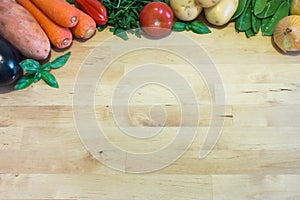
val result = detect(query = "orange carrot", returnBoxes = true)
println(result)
[16,0,73,49]
[30,0,80,28]
[71,8,96,40]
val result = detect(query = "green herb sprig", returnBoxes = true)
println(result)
[172,20,211,34]
[100,0,170,40]
[14,52,71,90]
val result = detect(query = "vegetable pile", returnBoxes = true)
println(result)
[0,0,299,91]
[232,0,291,37]
[100,0,171,39]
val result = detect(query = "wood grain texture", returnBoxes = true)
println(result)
[1,22,300,199]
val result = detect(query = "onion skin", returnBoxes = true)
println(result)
[291,0,300,15]
[273,15,300,53]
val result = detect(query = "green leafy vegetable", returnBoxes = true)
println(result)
[99,0,170,39]
[254,0,268,16]
[231,0,247,20]
[190,21,211,34]
[41,71,59,88]
[172,22,186,32]
[255,0,284,19]
[251,13,262,34]
[19,59,40,74]
[245,28,255,38]
[172,20,211,34]
[261,0,290,36]
[233,0,290,38]
[14,52,71,90]
[14,74,35,90]
[235,1,251,32]
[33,72,42,83]
[49,51,71,69]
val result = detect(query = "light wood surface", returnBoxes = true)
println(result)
[1,22,300,199]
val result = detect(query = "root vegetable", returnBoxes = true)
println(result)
[31,0,80,28]
[204,0,239,26]
[170,0,203,21]
[291,0,300,15]
[0,0,50,60]
[273,15,300,53]
[71,9,96,40]
[197,0,221,8]
[16,0,73,49]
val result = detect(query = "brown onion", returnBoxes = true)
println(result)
[273,15,300,53]
[291,0,300,15]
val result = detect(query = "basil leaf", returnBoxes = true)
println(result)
[172,22,187,32]
[49,52,71,69]
[14,74,35,90]
[19,59,40,74]
[190,21,211,34]
[41,62,51,71]
[33,72,42,83]
[41,71,59,88]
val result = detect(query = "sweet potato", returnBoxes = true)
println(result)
[0,0,50,60]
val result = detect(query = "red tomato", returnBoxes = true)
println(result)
[140,2,174,37]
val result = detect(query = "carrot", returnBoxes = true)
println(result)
[16,0,73,49]
[71,8,96,40]
[30,0,80,28]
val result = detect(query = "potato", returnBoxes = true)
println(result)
[170,0,203,21]
[197,0,221,8]
[0,0,50,60]
[204,0,238,26]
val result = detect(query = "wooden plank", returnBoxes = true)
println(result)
[0,174,212,200]
[212,175,300,200]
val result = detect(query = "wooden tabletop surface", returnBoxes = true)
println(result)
[1,22,300,199]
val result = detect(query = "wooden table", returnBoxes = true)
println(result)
[1,23,300,199]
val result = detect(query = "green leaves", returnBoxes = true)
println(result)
[50,51,71,69]
[172,20,211,35]
[235,1,251,32]
[14,74,35,90]
[231,0,248,20]
[41,71,59,88]
[19,59,40,74]
[172,22,187,32]
[101,0,170,40]
[234,0,290,37]
[254,0,268,16]
[255,0,284,19]
[190,21,211,34]
[261,0,290,36]
[14,52,71,90]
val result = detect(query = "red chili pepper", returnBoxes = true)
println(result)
[75,0,108,25]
